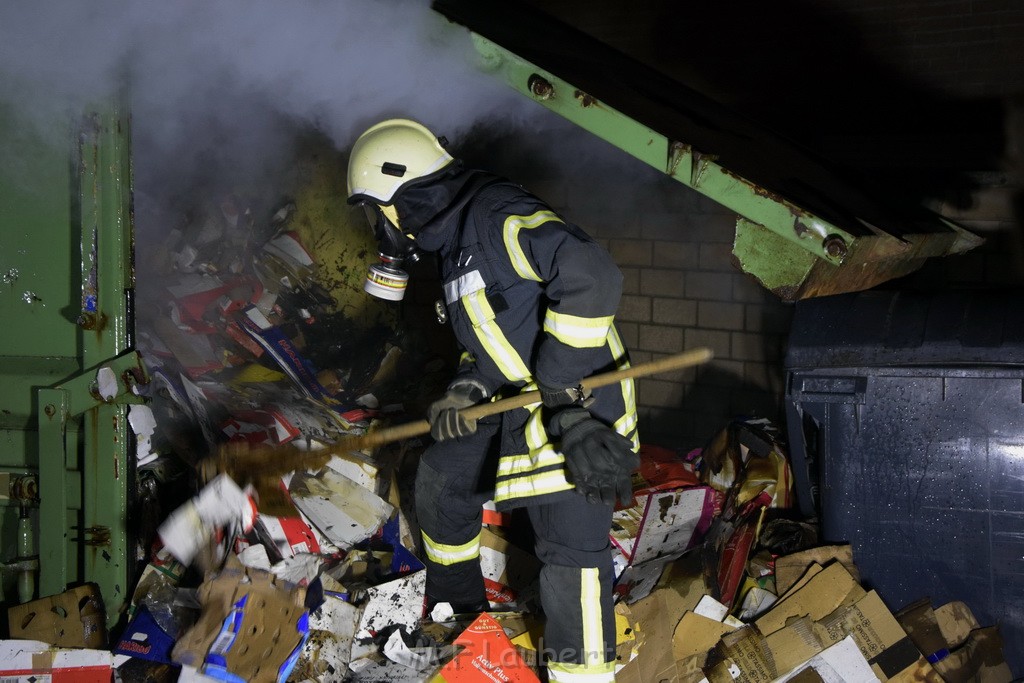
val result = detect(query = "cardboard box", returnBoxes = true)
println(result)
[323,451,383,495]
[171,555,309,683]
[8,584,106,649]
[817,591,943,682]
[114,604,176,664]
[616,590,686,683]
[255,514,321,560]
[289,468,393,548]
[0,640,113,683]
[896,599,1012,683]
[754,562,864,637]
[430,612,539,682]
[479,528,540,607]
[610,486,717,566]
[158,473,256,567]
[774,545,859,596]
[290,592,361,683]
[778,636,877,683]
[673,611,736,662]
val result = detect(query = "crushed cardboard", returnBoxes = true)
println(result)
[171,554,309,683]
[7,584,106,649]
[0,639,114,683]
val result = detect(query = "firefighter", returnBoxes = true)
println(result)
[348,118,639,682]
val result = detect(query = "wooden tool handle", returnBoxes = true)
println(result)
[353,346,713,450]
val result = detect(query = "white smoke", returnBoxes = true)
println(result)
[0,0,581,196]
[0,0,651,230]
[1,0,531,136]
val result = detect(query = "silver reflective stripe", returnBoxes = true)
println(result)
[443,269,486,305]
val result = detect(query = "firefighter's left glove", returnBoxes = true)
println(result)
[555,407,639,506]
[427,381,488,442]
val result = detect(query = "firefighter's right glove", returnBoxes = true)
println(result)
[555,407,639,506]
[427,381,488,442]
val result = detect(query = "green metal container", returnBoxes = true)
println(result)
[0,101,145,629]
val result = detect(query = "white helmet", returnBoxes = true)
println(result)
[347,119,455,205]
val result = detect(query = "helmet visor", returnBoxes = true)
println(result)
[358,202,418,262]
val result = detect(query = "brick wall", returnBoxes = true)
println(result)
[524,158,794,451]
[508,129,1020,453]
[812,0,1024,98]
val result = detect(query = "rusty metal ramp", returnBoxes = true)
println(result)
[432,0,983,301]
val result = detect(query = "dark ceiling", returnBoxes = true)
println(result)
[510,0,1023,205]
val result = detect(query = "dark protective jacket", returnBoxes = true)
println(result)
[395,165,639,508]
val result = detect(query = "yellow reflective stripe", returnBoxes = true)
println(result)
[525,405,547,449]
[607,325,630,368]
[497,448,565,477]
[547,660,616,682]
[463,290,530,381]
[421,530,481,566]
[614,411,638,438]
[503,210,563,282]
[494,470,573,503]
[607,326,639,449]
[580,567,604,667]
[458,351,476,365]
[543,310,615,348]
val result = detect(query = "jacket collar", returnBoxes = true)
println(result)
[393,165,501,254]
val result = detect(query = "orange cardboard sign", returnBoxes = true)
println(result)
[432,612,539,683]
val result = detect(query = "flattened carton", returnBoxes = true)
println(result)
[8,584,107,649]
[817,591,942,683]
[0,640,113,683]
[289,468,393,548]
[171,555,310,683]
[610,486,717,566]
[114,604,177,664]
[431,612,539,683]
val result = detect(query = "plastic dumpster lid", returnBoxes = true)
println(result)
[785,289,1024,369]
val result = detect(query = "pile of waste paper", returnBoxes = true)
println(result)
[2,415,1013,682]
[0,154,1013,681]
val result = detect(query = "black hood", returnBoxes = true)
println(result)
[392,164,503,253]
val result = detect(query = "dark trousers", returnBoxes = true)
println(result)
[415,418,617,673]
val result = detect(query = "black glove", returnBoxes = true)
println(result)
[555,407,639,506]
[536,379,593,409]
[427,381,487,442]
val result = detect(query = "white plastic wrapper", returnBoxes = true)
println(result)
[157,474,255,566]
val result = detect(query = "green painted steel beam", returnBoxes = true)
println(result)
[471,34,854,266]
[462,32,983,300]
[76,105,135,624]
[2,100,136,627]
[37,388,69,598]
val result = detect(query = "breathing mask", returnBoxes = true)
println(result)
[361,202,420,301]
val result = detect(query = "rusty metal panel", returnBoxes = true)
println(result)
[432,0,983,299]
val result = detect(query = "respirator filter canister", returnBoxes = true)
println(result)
[364,254,409,301]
